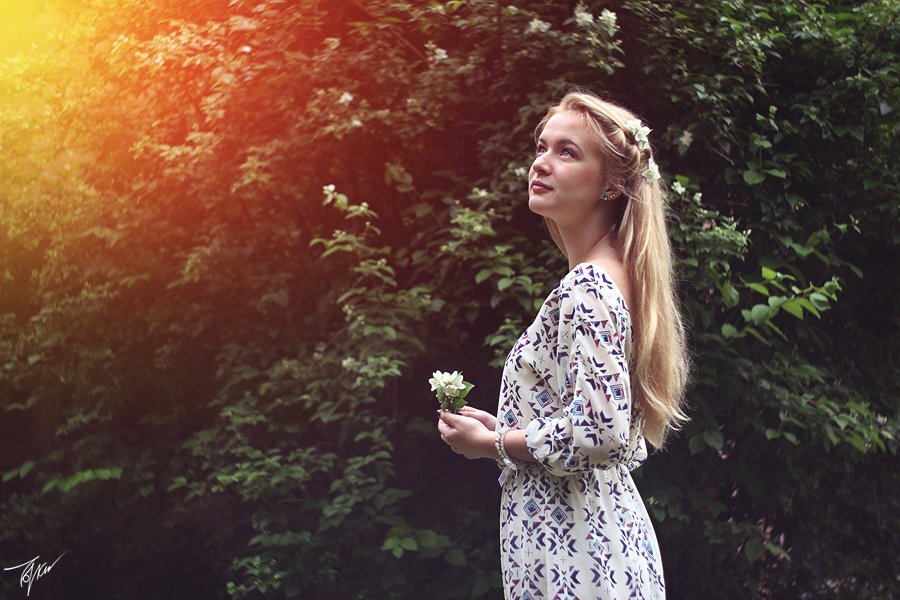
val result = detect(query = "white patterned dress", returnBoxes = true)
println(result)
[495,262,665,600]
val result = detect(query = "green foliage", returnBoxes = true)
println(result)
[0,0,897,598]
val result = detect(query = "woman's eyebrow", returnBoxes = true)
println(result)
[537,136,582,152]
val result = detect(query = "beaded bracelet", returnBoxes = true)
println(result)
[494,429,517,470]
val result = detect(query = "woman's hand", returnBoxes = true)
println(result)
[459,406,499,431]
[436,409,496,461]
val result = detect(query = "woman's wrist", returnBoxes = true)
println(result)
[498,429,535,464]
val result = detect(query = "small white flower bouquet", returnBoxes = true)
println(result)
[428,370,475,414]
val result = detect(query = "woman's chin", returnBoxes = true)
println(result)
[527,196,550,215]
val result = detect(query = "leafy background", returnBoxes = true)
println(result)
[0,0,897,598]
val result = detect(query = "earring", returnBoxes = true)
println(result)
[602,193,610,201]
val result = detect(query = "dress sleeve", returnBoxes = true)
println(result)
[523,278,634,477]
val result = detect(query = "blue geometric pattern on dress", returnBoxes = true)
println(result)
[551,507,566,524]
[599,330,613,346]
[535,390,553,407]
[571,399,584,416]
[496,262,664,599]
[610,384,625,401]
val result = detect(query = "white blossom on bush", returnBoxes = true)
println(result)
[598,9,617,34]
[526,18,551,34]
[574,4,594,27]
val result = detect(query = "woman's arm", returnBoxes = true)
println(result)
[498,429,538,464]
[435,411,537,464]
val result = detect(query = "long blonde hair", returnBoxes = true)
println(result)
[534,88,692,450]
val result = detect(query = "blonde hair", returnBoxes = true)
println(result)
[534,88,692,450]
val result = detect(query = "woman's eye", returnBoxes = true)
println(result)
[535,145,574,157]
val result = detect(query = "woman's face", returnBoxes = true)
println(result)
[528,110,607,226]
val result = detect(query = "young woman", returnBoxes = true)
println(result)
[436,89,691,599]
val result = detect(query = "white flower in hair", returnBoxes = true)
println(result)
[624,118,652,151]
[642,157,661,182]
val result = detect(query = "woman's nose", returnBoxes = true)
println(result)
[531,155,550,175]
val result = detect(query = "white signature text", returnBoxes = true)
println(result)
[3,551,66,597]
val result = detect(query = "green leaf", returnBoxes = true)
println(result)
[797,298,821,317]
[475,269,492,284]
[761,266,777,280]
[415,529,441,548]
[750,304,770,324]
[703,430,724,450]
[809,293,829,310]
[766,296,787,310]
[744,537,764,562]
[765,542,791,561]
[781,299,804,319]
[720,283,739,307]
[444,548,467,566]
[763,168,787,179]
[745,326,770,345]
[721,324,740,339]
[746,282,769,296]
[743,170,765,185]
[688,434,706,455]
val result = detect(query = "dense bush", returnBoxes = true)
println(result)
[1,1,897,598]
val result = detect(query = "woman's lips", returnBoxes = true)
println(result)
[531,181,552,191]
